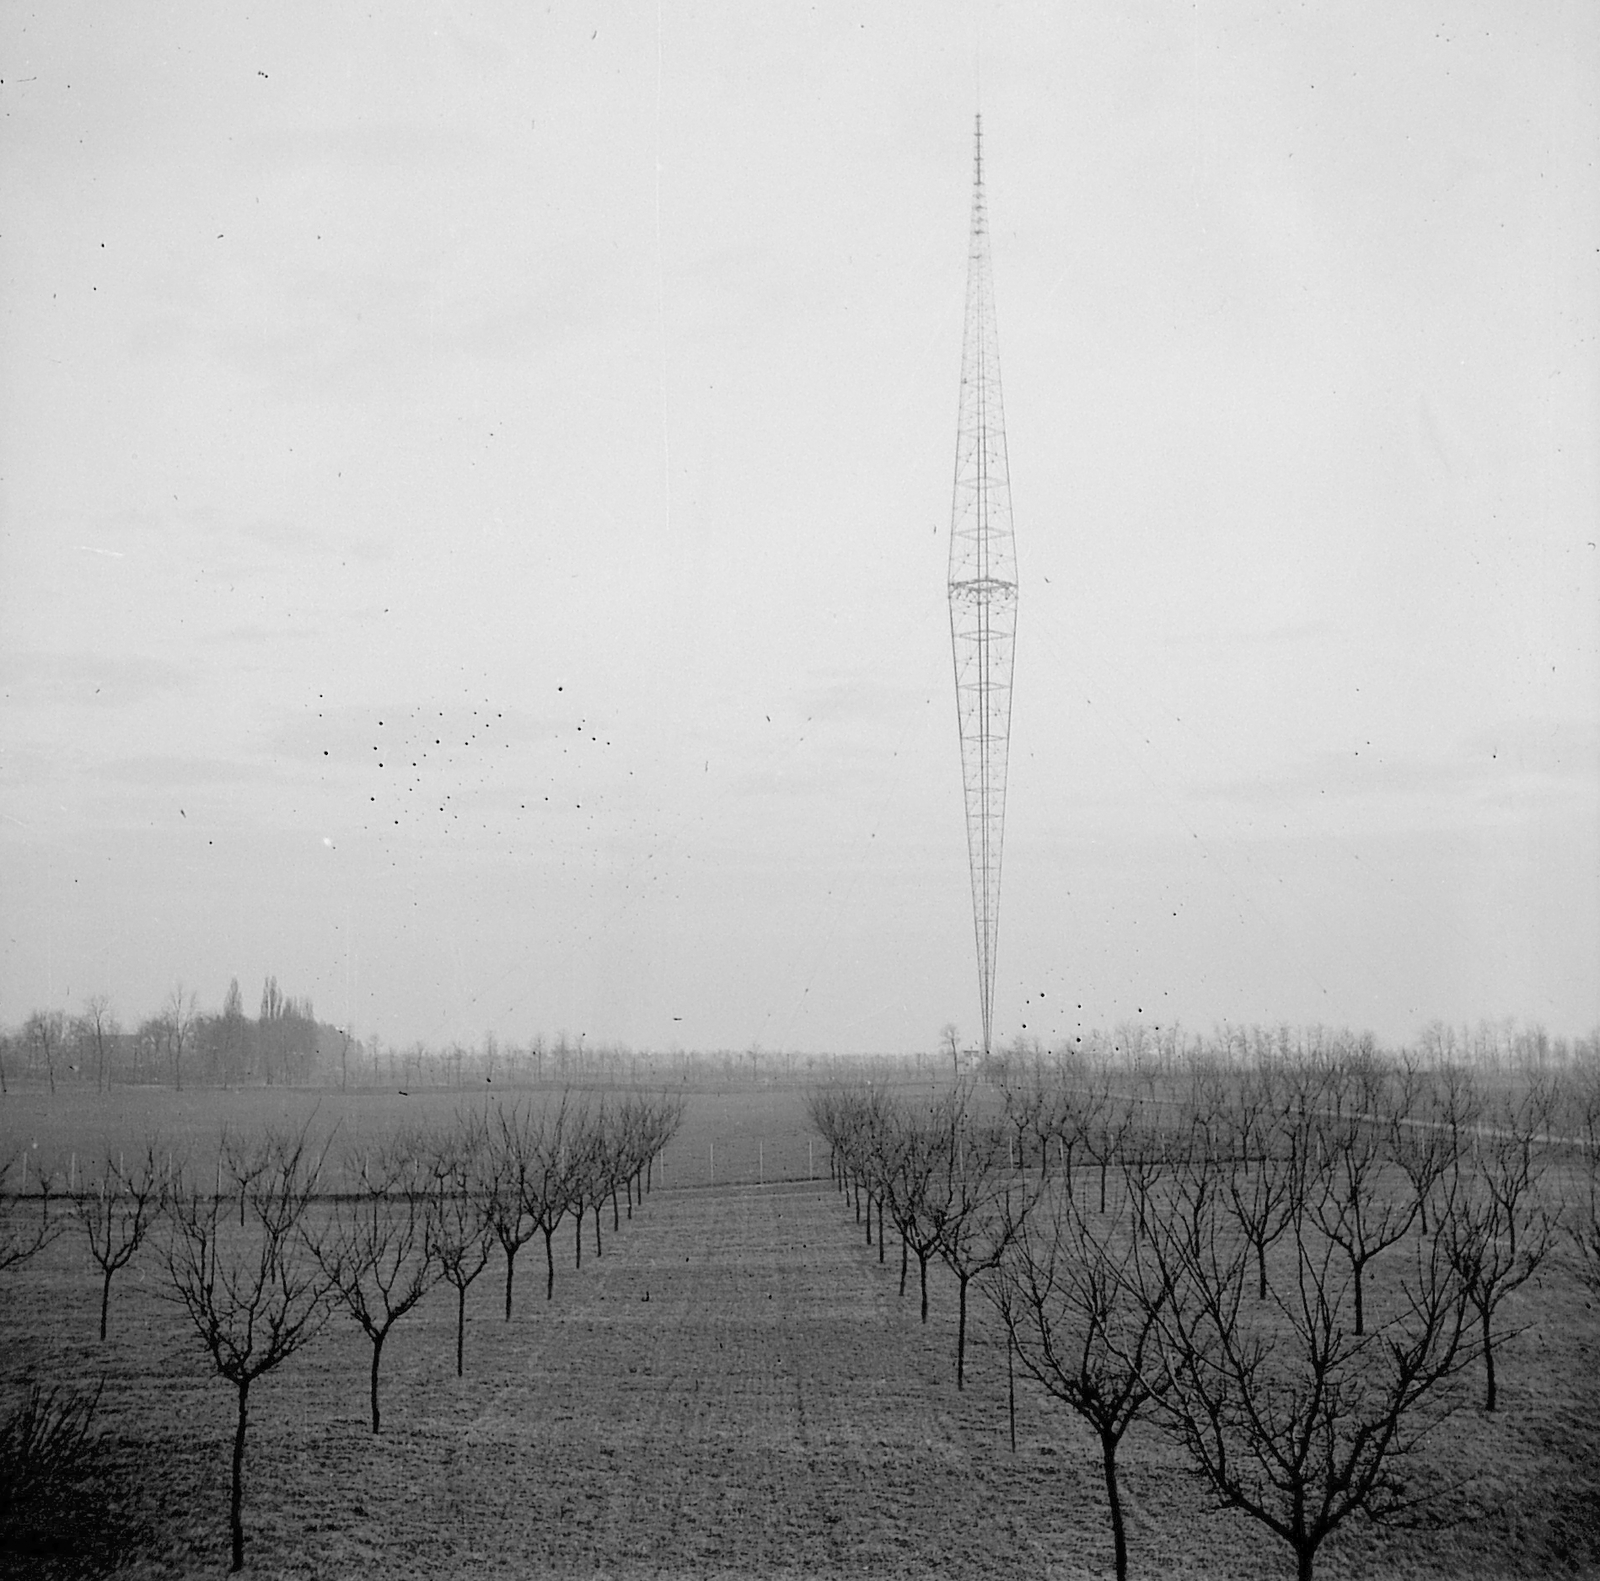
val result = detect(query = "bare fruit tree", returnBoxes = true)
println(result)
[1434,1083,1556,1411]
[486,1102,551,1318]
[163,1124,331,1573]
[1144,1151,1476,1581]
[1307,1111,1420,1338]
[1,1150,61,1274]
[989,1171,1165,1581]
[427,1115,498,1376]
[927,1103,1010,1389]
[310,1134,443,1433]
[72,1141,171,1341]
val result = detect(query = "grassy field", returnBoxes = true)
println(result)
[0,1078,853,1193]
[3,1082,1600,1578]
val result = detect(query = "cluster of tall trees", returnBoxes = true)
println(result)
[1,978,326,1093]
[0,1092,684,1572]
[812,1052,1595,1581]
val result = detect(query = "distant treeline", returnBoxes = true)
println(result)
[2,988,1596,1094]
[0,978,340,1093]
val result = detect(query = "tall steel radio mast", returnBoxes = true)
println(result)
[947,114,1018,1060]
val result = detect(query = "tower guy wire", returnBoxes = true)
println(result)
[947,113,1018,1060]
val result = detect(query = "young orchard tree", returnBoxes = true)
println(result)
[639,1092,685,1195]
[1033,1071,1087,1184]
[486,1101,553,1317]
[882,1109,950,1323]
[566,1118,600,1270]
[805,1085,850,1188]
[1077,1071,1135,1215]
[616,1092,677,1216]
[310,1134,444,1433]
[928,1106,1011,1389]
[578,1109,613,1259]
[1307,1113,1420,1336]
[1435,1085,1556,1412]
[1,1150,62,1274]
[1225,1111,1307,1303]
[990,1172,1166,1581]
[427,1116,498,1377]
[163,1124,331,1573]
[531,1102,579,1301]
[221,1126,275,1229]
[1000,1066,1052,1177]
[1386,1075,1459,1237]
[867,1109,917,1298]
[72,1140,171,1340]
[837,1083,894,1258]
[1144,1150,1476,1581]
[1567,1066,1600,1295]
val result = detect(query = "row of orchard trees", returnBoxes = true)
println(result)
[811,1053,1600,1581]
[0,1092,684,1573]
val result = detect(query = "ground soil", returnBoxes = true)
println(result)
[4,1085,1600,1578]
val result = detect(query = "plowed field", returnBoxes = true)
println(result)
[4,1090,1599,1578]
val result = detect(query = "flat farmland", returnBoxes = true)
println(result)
[0,1079,850,1191]
[3,1083,1600,1578]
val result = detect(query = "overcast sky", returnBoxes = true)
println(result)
[3,2,1596,1055]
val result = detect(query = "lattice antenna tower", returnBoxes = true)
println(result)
[947,114,1018,1060]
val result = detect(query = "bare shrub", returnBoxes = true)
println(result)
[0,1381,105,1531]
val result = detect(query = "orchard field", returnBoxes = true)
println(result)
[3,1070,1600,1579]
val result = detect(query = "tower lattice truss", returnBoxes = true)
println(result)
[947,114,1017,1059]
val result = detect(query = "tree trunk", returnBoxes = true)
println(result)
[455,1283,466,1377]
[1007,1332,1017,1451]
[544,1227,556,1300]
[592,1201,603,1258]
[1353,1260,1365,1336]
[1482,1302,1497,1411]
[504,1247,518,1320]
[100,1267,113,1342]
[1102,1431,1128,1581]
[956,1274,969,1390]
[1099,1160,1108,1213]
[866,1193,873,1246]
[369,1329,386,1432]
[919,1252,930,1323]
[877,1195,885,1263]
[611,1181,620,1232]
[1257,1240,1268,1302]
[230,1379,249,1573]
[1295,1539,1317,1581]
[575,1207,583,1269]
